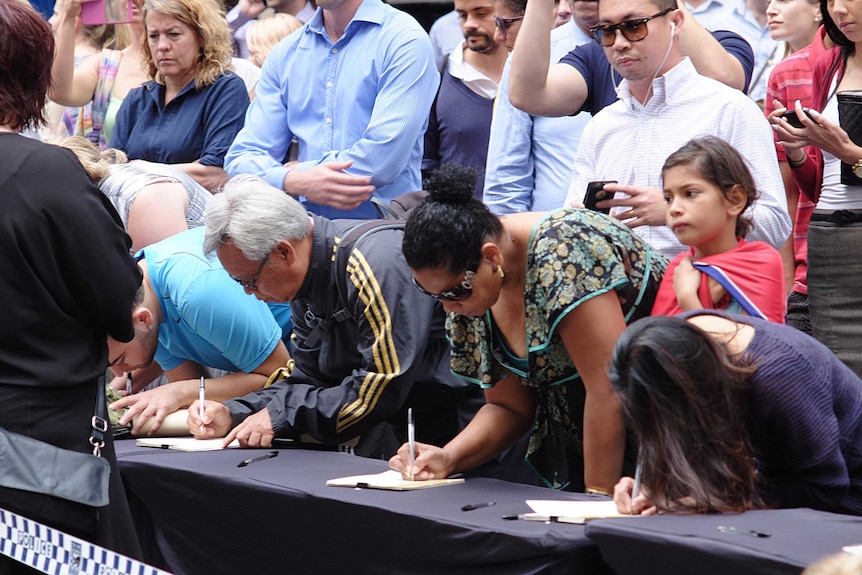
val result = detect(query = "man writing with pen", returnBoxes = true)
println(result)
[106,227,293,436]
[187,175,493,462]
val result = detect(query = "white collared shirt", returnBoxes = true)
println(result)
[448,41,499,99]
[565,57,790,258]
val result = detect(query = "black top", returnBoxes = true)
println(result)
[0,134,141,387]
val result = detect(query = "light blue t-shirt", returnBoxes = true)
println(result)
[138,227,291,373]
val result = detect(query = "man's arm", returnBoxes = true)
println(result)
[677,5,748,92]
[113,341,290,435]
[483,61,537,215]
[726,104,792,249]
[229,238,442,444]
[226,27,438,208]
[297,30,440,188]
[509,0,588,117]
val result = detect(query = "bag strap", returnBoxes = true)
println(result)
[304,221,405,347]
[90,373,108,457]
[691,262,768,320]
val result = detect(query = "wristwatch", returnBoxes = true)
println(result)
[854,157,862,178]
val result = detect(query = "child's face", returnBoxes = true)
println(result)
[662,164,742,258]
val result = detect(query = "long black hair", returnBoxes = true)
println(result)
[821,0,854,101]
[403,164,503,275]
[609,316,764,513]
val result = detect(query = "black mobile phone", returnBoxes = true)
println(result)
[583,180,617,214]
[780,108,813,129]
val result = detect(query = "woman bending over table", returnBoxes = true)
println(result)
[389,164,667,493]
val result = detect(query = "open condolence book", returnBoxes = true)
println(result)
[523,500,638,523]
[326,470,464,490]
[135,437,240,451]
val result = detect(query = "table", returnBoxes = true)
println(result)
[585,508,862,575]
[115,441,611,575]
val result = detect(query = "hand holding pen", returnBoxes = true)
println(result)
[388,440,452,481]
[613,475,656,516]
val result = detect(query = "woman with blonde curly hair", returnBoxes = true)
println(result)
[109,0,249,191]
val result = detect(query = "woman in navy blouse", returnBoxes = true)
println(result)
[109,0,249,191]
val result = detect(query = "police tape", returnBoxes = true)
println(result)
[0,507,173,575]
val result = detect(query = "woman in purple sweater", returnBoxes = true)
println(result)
[610,310,862,516]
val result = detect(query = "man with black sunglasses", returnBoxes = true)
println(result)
[189,175,497,466]
[507,0,790,259]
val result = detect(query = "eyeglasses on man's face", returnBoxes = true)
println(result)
[231,252,270,291]
[589,7,674,47]
[494,14,523,34]
[413,269,477,302]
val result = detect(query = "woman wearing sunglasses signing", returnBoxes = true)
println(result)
[389,164,667,493]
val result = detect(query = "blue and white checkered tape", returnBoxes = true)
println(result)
[0,507,173,575]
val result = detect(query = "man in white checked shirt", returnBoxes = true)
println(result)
[562,0,790,258]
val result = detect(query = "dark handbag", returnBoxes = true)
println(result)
[0,376,111,535]
[838,91,862,185]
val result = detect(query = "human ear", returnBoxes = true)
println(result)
[275,240,295,267]
[725,184,748,217]
[480,242,503,269]
[132,306,154,328]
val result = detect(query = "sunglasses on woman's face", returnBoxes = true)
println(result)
[588,7,673,47]
[413,269,477,302]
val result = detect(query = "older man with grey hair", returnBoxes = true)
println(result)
[190,174,485,460]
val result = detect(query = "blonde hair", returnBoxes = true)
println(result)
[55,136,128,181]
[246,12,301,67]
[113,22,133,50]
[141,0,234,89]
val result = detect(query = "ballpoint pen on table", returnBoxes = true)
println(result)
[632,457,642,502]
[407,407,415,481]
[237,451,279,468]
[462,501,496,511]
[199,376,205,434]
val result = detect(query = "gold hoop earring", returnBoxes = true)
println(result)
[497,266,505,278]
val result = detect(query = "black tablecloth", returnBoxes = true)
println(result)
[586,508,862,575]
[115,441,610,575]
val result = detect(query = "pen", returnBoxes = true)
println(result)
[717,525,771,538]
[126,372,132,397]
[462,501,496,512]
[632,458,643,502]
[237,450,279,468]
[407,407,415,481]
[199,376,205,435]
[501,513,560,522]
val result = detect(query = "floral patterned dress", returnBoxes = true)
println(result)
[447,209,667,489]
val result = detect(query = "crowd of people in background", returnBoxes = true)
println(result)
[5,0,862,570]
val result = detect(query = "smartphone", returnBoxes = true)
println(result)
[780,108,813,129]
[583,180,617,214]
[81,0,133,26]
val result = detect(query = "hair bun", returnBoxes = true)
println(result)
[423,163,478,206]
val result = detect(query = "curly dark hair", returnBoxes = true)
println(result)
[609,316,765,514]
[402,164,503,275]
[0,0,54,131]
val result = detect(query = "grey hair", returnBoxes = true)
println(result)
[204,174,310,261]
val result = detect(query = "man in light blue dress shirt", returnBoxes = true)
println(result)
[225,0,439,219]
[483,0,595,214]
